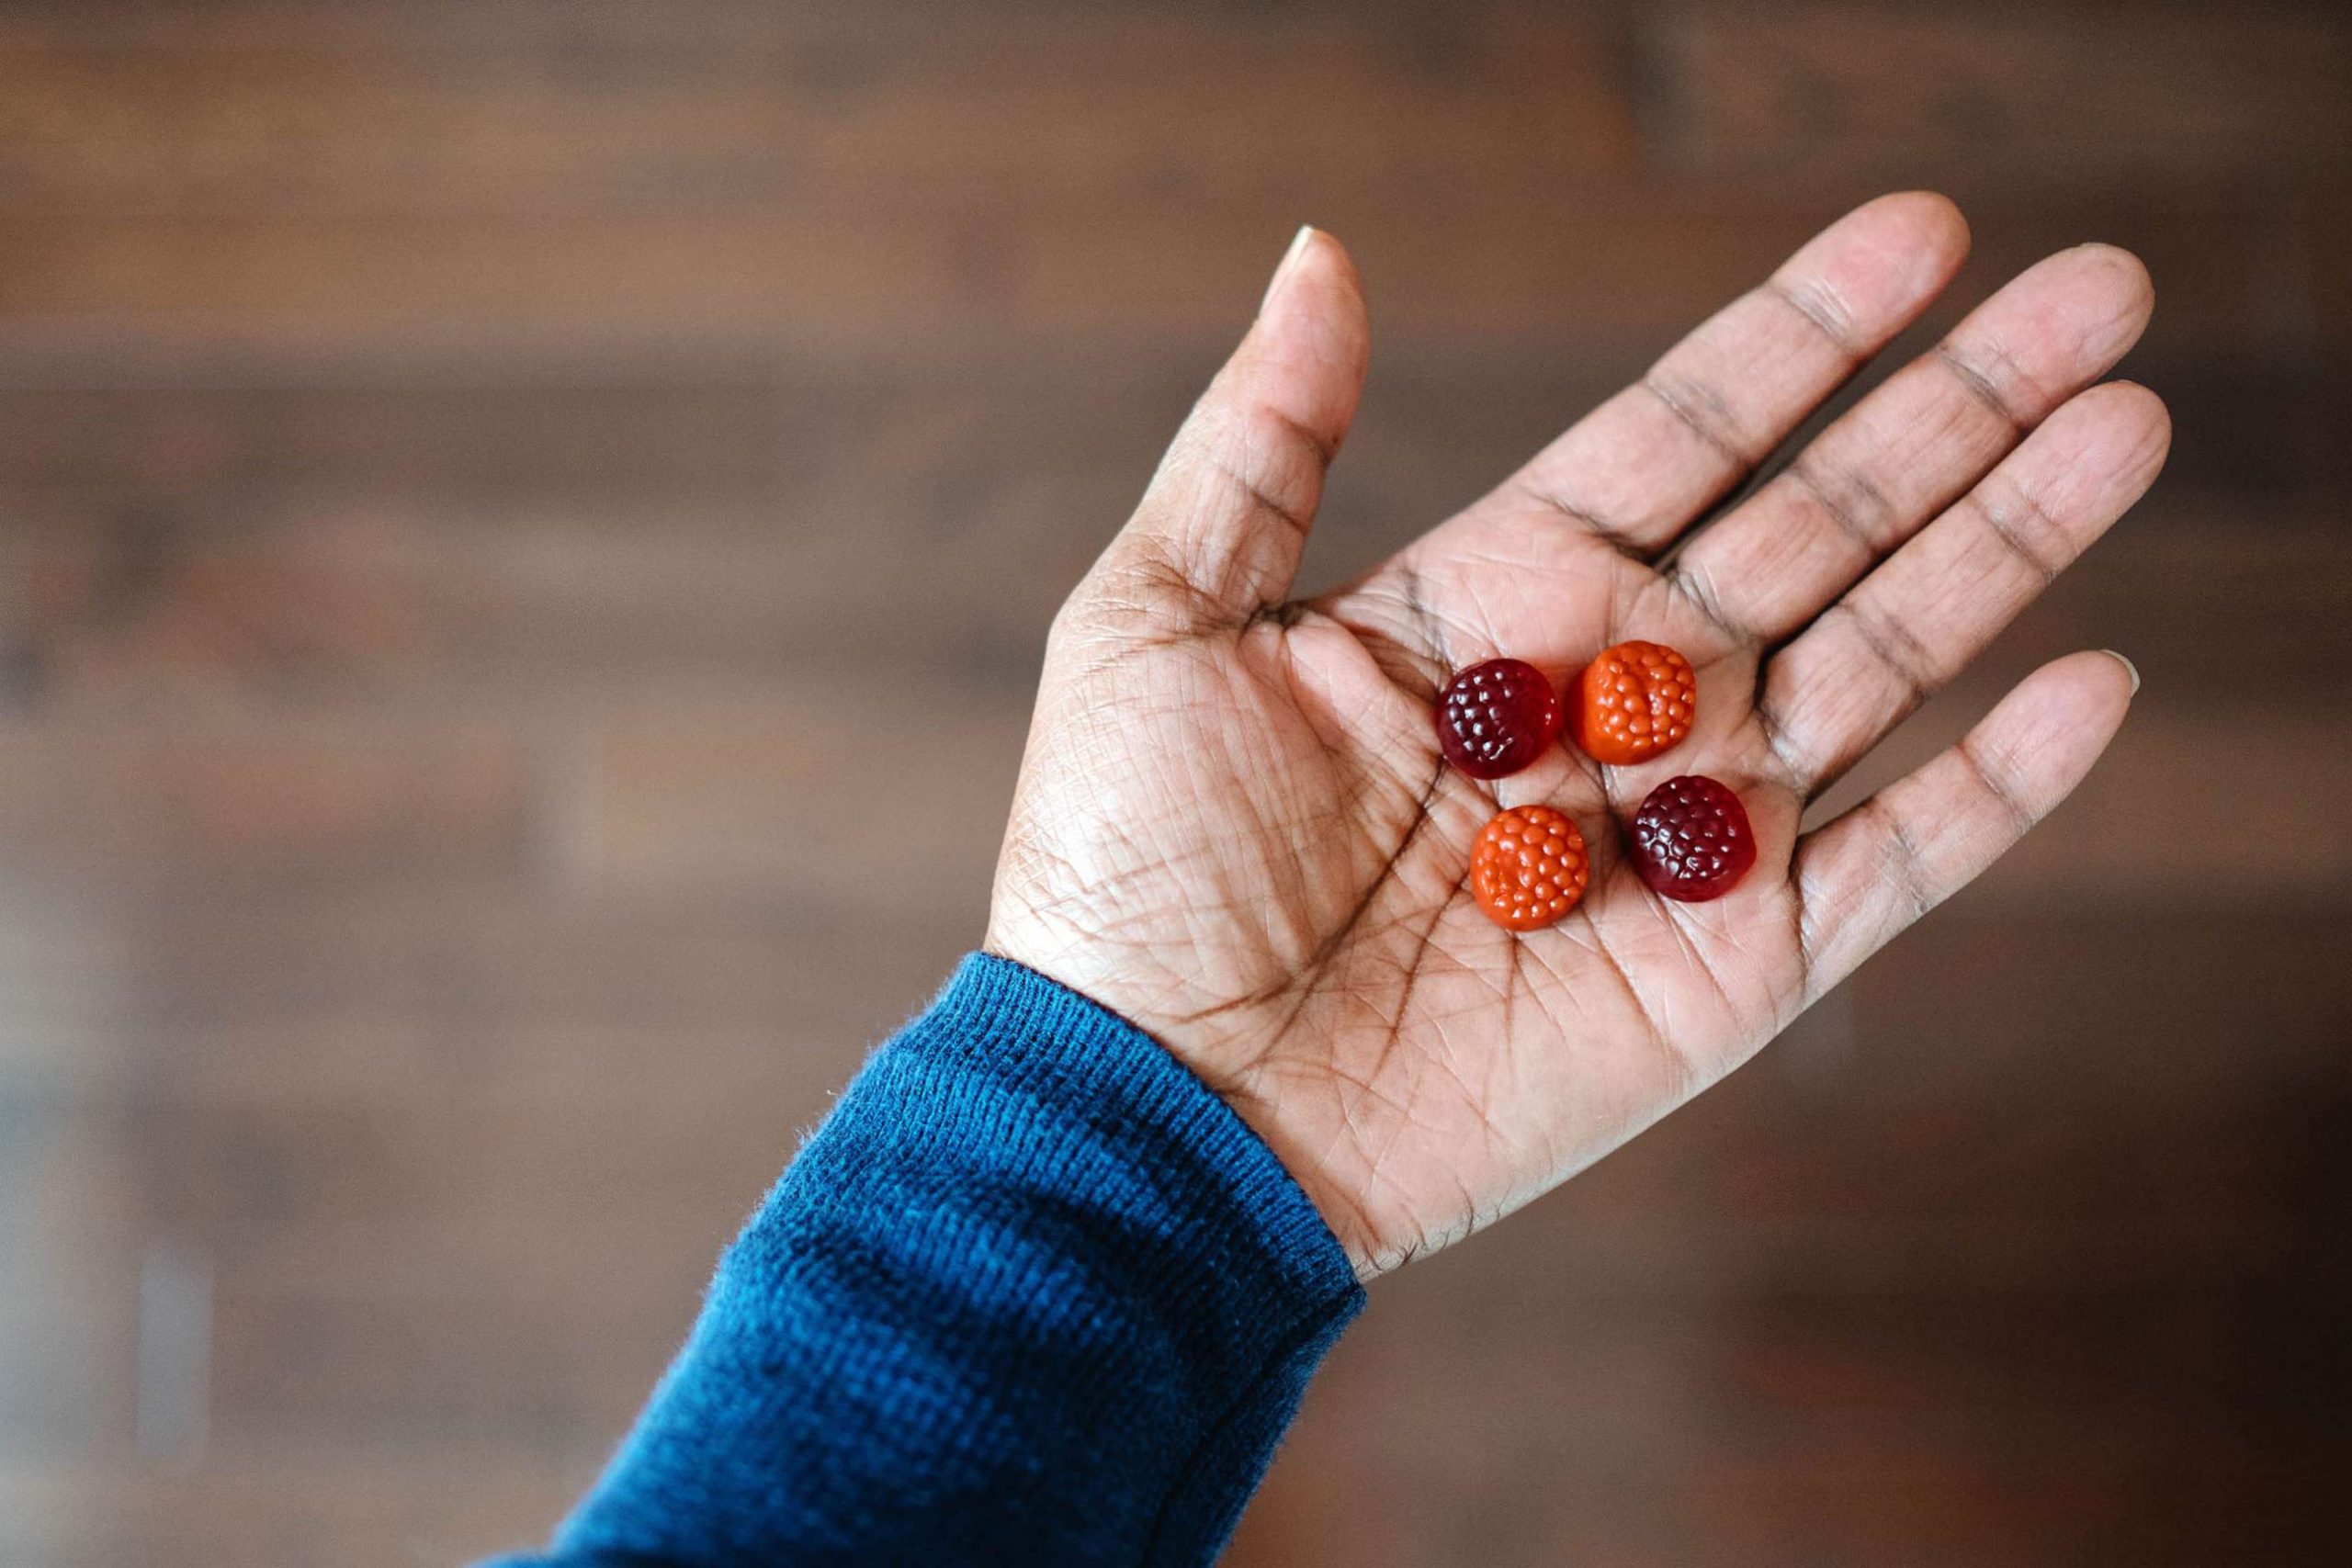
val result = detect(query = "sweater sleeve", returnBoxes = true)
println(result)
[481,953,1365,1568]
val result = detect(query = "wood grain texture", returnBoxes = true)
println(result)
[1643,4,2351,179]
[0,3,2345,1564]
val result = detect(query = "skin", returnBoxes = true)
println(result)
[987,195,2170,1279]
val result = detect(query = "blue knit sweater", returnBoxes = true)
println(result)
[486,953,1365,1566]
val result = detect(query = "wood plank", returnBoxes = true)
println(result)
[0,377,783,503]
[0,360,1170,700]
[2312,195,2352,340]
[0,3,2321,363]
[0,186,2320,358]
[1805,693,2352,909]
[0,1091,133,1454]
[0,877,975,1064]
[2135,353,2352,498]
[8,356,2342,704]
[1267,1080,2352,1563]
[1246,1393,2351,1567]
[1834,911,2352,1102]
[0,1450,593,1568]
[567,677,1028,906]
[0,708,526,874]
[0,5,1635,212]
[1643,4,2350,180]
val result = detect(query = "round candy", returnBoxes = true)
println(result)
[1629,775,1756,902]
[1568,640,1696,765]
[1435,658,1562,780]
[1470,804,1590,931]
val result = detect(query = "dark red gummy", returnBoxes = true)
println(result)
[1630,775,1757,902]
[1435,658,1562,780]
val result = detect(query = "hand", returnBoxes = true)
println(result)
[986,198,2167,1277]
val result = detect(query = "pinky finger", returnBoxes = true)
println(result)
[1791,649,2138,998]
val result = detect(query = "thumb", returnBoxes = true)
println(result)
[1098,226,1370,629]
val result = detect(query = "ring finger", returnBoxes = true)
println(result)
[1668,243,2155,658]
[1758,378,2172,798]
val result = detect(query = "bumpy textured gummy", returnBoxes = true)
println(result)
[1568,641,1697,765]
[1435,658,1562,780]
[1630,774,1756,903]
[1470,804,1590,931]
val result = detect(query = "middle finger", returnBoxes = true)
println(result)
[1667,243,2154,656]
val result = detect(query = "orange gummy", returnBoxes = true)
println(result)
[1568,640,1696,765]
[1469,804,1590,932]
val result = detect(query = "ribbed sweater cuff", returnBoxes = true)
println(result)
[920,950,1363,1316]
[529,952,1364,1568]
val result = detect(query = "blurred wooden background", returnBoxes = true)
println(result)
[0,3,2345,1563]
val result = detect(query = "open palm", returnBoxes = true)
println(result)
[988,196,2168,1277]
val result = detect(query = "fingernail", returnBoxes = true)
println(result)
[1261,224,1316,313]
[2102,649,2141,695]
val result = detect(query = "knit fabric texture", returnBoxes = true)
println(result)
[483,952,1365,1567]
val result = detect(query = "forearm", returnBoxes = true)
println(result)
[485,954,1362,1568]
